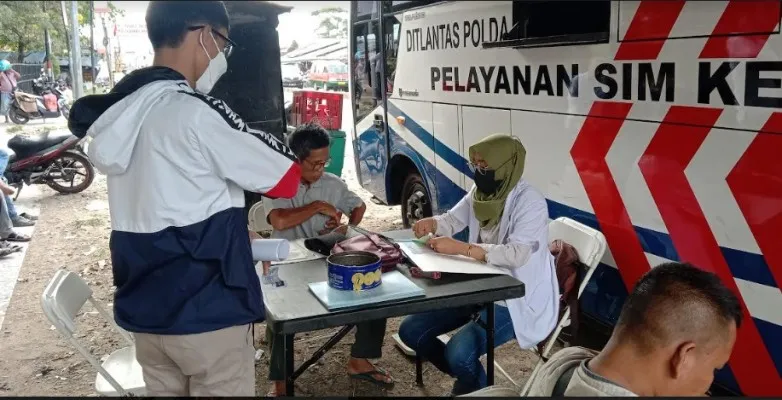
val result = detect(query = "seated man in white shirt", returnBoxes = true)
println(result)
[264,122,393,396]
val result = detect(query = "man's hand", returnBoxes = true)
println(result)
[249,230,262,240]
[413,217,437,238]
[314,201,340,219]
[426,236,468,256]
[324,212,343,229]
[0,182,16,197]
[262,261,271,276]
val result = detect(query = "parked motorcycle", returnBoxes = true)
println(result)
[7,83,70,125]
[4,130,94,199]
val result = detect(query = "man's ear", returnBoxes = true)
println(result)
[670,341,697,380]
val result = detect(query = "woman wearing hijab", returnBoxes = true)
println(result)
[397,134,559,396]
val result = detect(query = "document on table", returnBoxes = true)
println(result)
[271,239,325,265]
[398,241,510,276]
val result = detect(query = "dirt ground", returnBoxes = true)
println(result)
[0,125,539,396]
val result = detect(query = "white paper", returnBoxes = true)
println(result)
[399,241,510,276]
[251,239,290,261]
[271,239,326,265]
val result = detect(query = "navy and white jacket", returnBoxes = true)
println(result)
[68,67,301,335]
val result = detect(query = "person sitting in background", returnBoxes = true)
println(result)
[0,147,37,227]
[466,262,742,397]
[0,179,30,256]
[399,134,559,396]
[265,122,391,396]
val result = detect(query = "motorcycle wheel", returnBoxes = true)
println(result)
[46,151,95,194]
[8,107,29,125]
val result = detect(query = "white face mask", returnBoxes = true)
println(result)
[195,31,227,94]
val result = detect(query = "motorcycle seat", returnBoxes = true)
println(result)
[14,92,39,102]
[8,130,74,160]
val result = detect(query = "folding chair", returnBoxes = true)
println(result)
[519,217,607,396]
[248,197,274,233]
[41,270,146,397]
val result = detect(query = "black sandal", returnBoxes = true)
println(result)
[5,232,30,242]
[349,364,395,389]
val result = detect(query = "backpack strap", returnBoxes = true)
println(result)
[551,363,579,397]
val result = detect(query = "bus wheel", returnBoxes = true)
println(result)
[401,173,432,228]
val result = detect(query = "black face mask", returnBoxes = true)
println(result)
[473,169,502,194]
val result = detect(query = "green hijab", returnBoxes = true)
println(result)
[469,134,526,229]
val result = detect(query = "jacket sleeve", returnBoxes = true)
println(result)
[433,190,472,237]
[481,192,547,268]
[191,101,301,199]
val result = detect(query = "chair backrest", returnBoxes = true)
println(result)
[41,269,92,335]
[41,270,132,396]
[548,217,608,296]
[548,217,606,269]
[248,198,273,232]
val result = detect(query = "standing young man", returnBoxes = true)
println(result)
[67,1,301,396]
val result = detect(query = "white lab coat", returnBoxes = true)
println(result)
[436,179,559,349]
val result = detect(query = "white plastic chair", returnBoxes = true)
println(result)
[519,217,607,396]
[41,270,146,396]
[248,197,274,233]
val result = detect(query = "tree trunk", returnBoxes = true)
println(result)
[17,41,25,63]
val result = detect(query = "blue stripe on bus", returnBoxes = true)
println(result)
[386,101,473,178]
[384,101,779,290]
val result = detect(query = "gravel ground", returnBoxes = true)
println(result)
[0,120,539,397]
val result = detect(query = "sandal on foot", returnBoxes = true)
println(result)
[20,213,38,221]
[349,365,395,389]
[0,242,22,256]
[4,232,30,242]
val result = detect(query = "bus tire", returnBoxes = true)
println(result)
[401,173,432,228]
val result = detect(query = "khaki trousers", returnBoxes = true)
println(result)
[134,324,255,396]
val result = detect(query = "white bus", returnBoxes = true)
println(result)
[348,0,782,395]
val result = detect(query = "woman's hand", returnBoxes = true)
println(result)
[413,217,437,238]
[426,236,468,256]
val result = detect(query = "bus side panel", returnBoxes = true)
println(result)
[354,106,389,200]
[432,103,466,212]
[461,106,511,162]
[385,99,441,209]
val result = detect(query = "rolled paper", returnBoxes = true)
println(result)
[251,239,290,261]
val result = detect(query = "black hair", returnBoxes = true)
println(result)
[616,262,743,348]
[287,122,331,161]
[145,1,229,50]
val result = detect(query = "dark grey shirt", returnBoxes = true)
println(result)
[269,173,364,240]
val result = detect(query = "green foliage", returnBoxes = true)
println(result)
[0,1,122,61]
[312,7,347,39]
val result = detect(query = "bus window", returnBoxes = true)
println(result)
[383,16,401,94]
[352,22,380,122]
[354,1,379,21]
[489,0,610,48]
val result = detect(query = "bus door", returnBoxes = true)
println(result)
[351,13,388,196]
